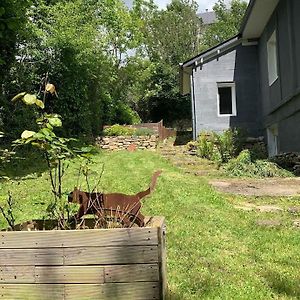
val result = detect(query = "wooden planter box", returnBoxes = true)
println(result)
[0,217,166,300]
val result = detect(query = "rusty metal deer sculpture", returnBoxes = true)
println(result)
[68,170,162,227]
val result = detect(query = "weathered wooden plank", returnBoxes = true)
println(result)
[64,246,159,265]
[0,266,105,284]
[0,266,34,283]
[0,283,160,300]
[35,266,105,283]
[0,228,158,248]
[0,264,159,284]
[64,282,160,300]
[0,246,158,266]
[0,284,64,300]
[104,264,159,283]
[0,248,63,266]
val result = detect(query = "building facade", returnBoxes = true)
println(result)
[180,0,300,156]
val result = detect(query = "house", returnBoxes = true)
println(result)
[180,0,300,156]
[198,10,216,26]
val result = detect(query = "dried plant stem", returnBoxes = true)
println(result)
[0,192,16,229]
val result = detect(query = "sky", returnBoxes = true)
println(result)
[156,0,222,12]
[124,0,249,12]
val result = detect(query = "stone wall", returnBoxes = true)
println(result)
[96,135,158,151]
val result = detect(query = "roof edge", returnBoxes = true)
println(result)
[181,34,241,69]
[239,0,256,34]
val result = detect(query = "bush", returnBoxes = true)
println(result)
[133,128,155,136]
[115,102,141,125]
[103,124,136,136]
[223,150,293,178]
[247,143,268,160]
[197,132,214,159]
[196,129,246,163]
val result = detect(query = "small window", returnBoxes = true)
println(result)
[267,30,278,85]
[217,83,237,116]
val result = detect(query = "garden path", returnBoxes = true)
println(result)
[158,139,300,197]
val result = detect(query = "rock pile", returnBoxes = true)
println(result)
[272,152,300,175]
[96,135,158,151]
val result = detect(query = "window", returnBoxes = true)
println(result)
[267,30,278,85]
[217,83,237,116]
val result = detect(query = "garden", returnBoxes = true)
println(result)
[1,129,300,299]
[1,0,300,299]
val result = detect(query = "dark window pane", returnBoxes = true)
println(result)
[218,87,232,114]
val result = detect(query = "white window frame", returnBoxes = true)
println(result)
[267,30,278,86]
[217,82,237,117]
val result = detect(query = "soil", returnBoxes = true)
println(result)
[209,177,300,197]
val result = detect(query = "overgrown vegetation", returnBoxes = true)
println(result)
[0,0,248,139]
[103,124,155,136]
[223,149,293,178]
[194,129,290,178]
[134,127,155,136]
[196,129,245,164]
[103,124,136,137]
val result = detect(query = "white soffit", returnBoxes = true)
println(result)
[242,0,279,39]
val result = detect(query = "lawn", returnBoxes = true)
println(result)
[0,150,300,299]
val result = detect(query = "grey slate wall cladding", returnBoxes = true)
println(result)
[258,0,300,152]
[192,44,261,137]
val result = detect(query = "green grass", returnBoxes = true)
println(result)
[1,150,300,299]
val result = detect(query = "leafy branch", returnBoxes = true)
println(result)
[11,80,95,229]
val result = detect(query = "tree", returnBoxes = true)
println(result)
[0,0,31,78]
[132,0,203,126]
[203,0,248,48]
[0,0,142,139]
[144,0,204,65]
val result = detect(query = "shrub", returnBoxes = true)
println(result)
[133,128,155,136]
[115,102,141,125]
[223,150,293,178]
[248,142,268,160]
[197,132,214,159]
[103,124,136,136]
[196,128,246,163]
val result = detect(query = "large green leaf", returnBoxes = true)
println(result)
[21,130,36,139]
[23,94,37,105]
[41,128,51,136]
[35,99,45,109]
[11,92,26,102]
[48,117,62,127]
